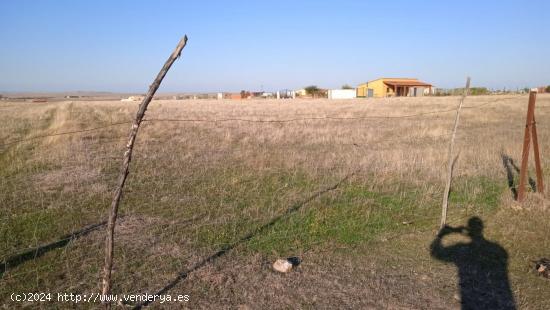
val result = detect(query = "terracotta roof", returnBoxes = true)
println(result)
[383,80,432,87]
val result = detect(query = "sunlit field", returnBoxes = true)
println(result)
[1,95,549,308]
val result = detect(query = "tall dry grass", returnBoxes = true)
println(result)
[5,94,547,187]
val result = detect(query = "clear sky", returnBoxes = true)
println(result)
[1,0,549,93]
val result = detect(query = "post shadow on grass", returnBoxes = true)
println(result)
[132,172,354,309]
[430,217,516,310]
[501,153,536,200]
[0,221,107,277]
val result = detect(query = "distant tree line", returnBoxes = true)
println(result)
[436,87,490,96]
[436,85,550,96]
[240,90,251,99]
[304,85,320,95]
[469,87,490,95]
[303,85,331,98]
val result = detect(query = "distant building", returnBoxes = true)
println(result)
[357,78,432,98]
[295,88,307,97]
[328,89,356,99]
[121,95,144,102]
[226,93,242,100]
[278,89,295,99]
[424,87,436,95]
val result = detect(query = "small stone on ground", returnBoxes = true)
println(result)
[273,259,293,273]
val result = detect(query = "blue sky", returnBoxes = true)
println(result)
[1,0,549,92]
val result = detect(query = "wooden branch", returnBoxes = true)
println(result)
[440,77,470,230]
[101,35,188,308]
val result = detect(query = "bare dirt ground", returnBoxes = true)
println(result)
[1,95,549,309]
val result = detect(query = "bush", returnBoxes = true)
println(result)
[304,85,320,95]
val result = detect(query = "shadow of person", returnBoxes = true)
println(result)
[430,217,516,310]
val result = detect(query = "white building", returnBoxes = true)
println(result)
[328,89,356,99]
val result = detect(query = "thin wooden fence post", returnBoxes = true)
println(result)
[518,91,542,201]
[101,36,188,308]
[440,77,470,230]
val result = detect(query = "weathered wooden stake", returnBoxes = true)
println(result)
[101,35,188,308]
[518,91,544,202]
[440,77,470,230]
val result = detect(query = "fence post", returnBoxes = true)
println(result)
[440,77,470,230]
[101,36,188,309]
[518,91,543,201]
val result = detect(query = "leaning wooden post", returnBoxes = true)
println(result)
[101,36,188,308]
[518,91,541,201]
[440,77,470,230]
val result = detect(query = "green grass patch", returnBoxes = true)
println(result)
[245,176,504,255]
[449,176,502,211]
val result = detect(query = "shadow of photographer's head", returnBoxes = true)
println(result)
[439,216,485,241]
[466,216,484,238]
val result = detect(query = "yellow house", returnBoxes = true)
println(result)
[357,78,432,98]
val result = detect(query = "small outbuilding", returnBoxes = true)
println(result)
[328,89,356,99]
[357,78,432,98]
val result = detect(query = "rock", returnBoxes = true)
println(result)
[535,258,550,278]
[273,259,294,273]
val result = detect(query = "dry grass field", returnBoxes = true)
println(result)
[1,95,549,308]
